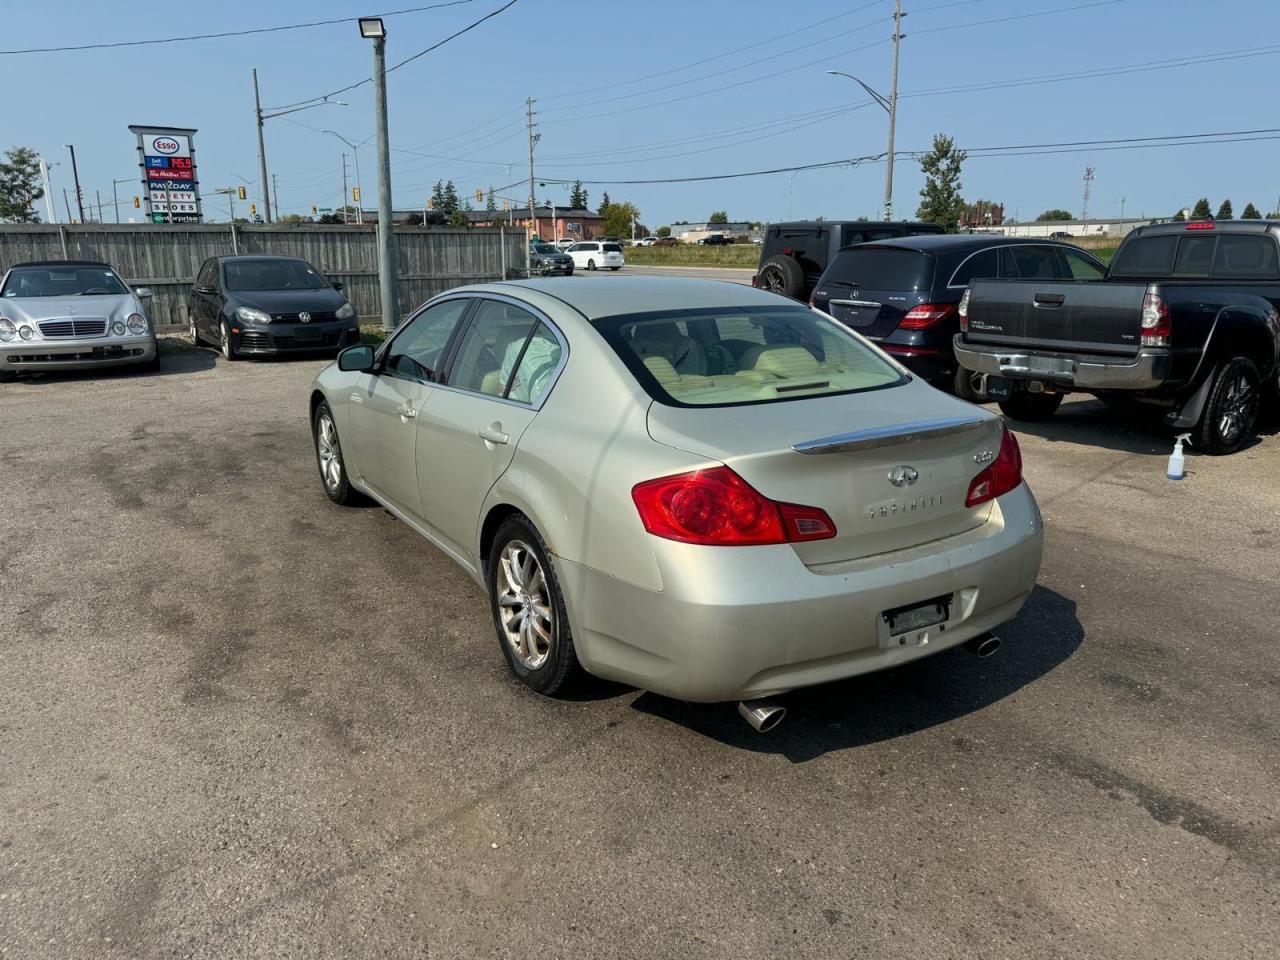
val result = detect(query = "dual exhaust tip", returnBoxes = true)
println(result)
[736,633,1001,733]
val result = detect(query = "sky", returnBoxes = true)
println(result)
[5,0,1280,228]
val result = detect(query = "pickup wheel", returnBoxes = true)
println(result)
[998,390,1063,422]
[1192,357,1260,454]
[953,365,983,402]
[757,255,806,299]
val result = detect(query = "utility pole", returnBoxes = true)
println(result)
[66,144,85,223]
[95,189,103,223]
[341,154,350,224]
[1081,167,1095,223]
[252,69,274,223]
[40,158,57,224]
[1119,195,1126,222]
[526,96,539,276]
[884,0,904,221]
[272,173,280,220]
[370,22,398,331]
[62,188,73,223]
[112,178,131,223]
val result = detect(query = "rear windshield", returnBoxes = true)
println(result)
[1111,233,1280,280]
[596,304,905,408]
[1,265,129,298]
[821,248,935,292]
[225,259,329,291]
[602,243,623,253]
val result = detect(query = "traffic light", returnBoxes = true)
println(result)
[312,205,318,215]
[352,187,360,202]
[476,188,484,203]
[250,203,257,215]
[237,186,247,200]
[132,196,140,209]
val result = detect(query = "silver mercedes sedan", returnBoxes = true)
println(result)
[0,260,158,381]
[309,278,1043,729]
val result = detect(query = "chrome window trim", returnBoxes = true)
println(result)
[435,292,570,412]
[946,242,1085,289]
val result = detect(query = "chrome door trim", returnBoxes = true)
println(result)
[828,299,882,308]
[792,416,987,455]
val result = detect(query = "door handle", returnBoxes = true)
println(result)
[1033,293,1066,307]
[478,424,509,445]
[397,404,417,421]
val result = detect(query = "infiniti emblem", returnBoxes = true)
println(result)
[299,311,311,323]
[888,465,919,487]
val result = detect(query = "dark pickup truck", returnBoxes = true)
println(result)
[954,220,1280,452]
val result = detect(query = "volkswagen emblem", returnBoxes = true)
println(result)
[887,465,919,487]
[299,311,311,324]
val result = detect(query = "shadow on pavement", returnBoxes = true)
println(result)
[631,585,1083,763]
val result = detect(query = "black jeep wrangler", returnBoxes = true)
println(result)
[753,220,945,301]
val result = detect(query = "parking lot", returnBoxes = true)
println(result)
[1,338,1277,959]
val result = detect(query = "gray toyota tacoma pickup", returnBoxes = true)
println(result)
[953,220,1280,453]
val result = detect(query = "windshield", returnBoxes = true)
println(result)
[224,259,330,292]
[597,304,905,407]
[822,248,935,291]
[1,265,130,298]
[532,243,560,255]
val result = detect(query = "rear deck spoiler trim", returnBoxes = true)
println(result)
[792,416,988,455]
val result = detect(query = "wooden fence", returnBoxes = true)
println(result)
[0,223,528,326]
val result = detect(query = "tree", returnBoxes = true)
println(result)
[406,212,424,226]
[1190,197,1213,220]
[1241,202,1262,219]
[279,213,312,224]
[1216,199,1233,220]
[430,180,447,212]
[598,191,611,215]
[708,210,728,224]
[1172,209,1186,221]
[568,180,588,209]
[449,209,469,227]
[442,180,460,215]
[1036,208,1073,222]
[0,146,44,222]
[485,187,497,212]
[656,225,671,237]
[915,134,967,231]
[602,200,640,239]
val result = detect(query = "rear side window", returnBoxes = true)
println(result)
[822,248,934,292]
[949,248,1000,287]
[1062,248,1105,279]
[1000,245,1068,280]
[602,243,623,253]
[596,305,905,408]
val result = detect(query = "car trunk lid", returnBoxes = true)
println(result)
[813,248,936,339]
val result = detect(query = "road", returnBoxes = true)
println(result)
[1,340,1276,959]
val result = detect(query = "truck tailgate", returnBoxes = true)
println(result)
[964,279,1148,357]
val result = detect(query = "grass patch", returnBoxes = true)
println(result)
[624,244,760,268]
[360,322,389,345]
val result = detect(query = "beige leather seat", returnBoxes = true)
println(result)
[740,344,823,379]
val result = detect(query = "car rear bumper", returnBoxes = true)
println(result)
[953,336,1170,390]
[1,336,156,373]
[555,483,1044,703]
[236,323,360,354]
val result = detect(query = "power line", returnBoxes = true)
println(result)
[266,0,523,111]
[0,0,478,56]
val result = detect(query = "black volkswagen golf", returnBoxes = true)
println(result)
[189,255,360,359]
[810,235,1106,396]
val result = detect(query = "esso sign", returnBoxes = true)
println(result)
[151,137,181,155]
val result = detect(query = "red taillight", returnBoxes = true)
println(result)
[966,428,1023,507]
[1185,221,1215,230]
[1140,292,1171,347]
[631,466,836,546]
[899,302,957,329]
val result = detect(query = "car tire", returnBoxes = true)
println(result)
[313,401,360,505]
[609,266,621,271]
[998,390,1063,422]
[0,370,16,383]
[139,352,161,374]
[757,254,805,299]
[219,321,239,361]
[488,514,583,697]
[1192,356,1260,454]
[952,365,983,402]
[189,313,202,346]
[587,259,596,270]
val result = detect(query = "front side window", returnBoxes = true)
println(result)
[597,305,905,407]
[224,259,329,291]
[1,266,129,298]
[447,300,539,397]
[196,260,217,290]
[385,298,471,382]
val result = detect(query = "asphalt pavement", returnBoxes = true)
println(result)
[1,338,1276,959]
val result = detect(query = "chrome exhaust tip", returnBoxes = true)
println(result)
[965,633,1001,658]
[738,699,786,733]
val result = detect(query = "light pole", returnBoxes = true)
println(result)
[253,69,347,226]
[65,144,85,223]
[322,130,367,225]
[40,158,58,224]
[360,16,398,332]
[111,177,132,223]
[828,0,903,220]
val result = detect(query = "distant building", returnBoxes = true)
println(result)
[997,217,1157,239]
[674,221,753,242]
[465,206,605,241]
[961,201,1005,229]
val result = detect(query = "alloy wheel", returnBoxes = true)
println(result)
[495,540,553,670]
[189,316,199,345]
[316,413,342,492]
[220,323,231,359]
[757,266,783,292]
[1217,371,1257,446]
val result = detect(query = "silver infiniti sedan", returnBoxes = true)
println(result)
[0,260,158,381]
[309,278,1043,728]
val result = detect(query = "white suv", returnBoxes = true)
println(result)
[566,241,625,271]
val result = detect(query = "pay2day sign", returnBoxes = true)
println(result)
[129,125,204,224]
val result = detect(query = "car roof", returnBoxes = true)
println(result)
[847,234,1079,253]
[472,276,793,320]
[216,254,311,263]
[8,259,112,269]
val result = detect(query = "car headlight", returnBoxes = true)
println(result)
[0,318,14,342]
[18,325,34,341]
[235,306,272,324]
[111,321,127,336]
[336,303,355,320]
[127,314,148,335]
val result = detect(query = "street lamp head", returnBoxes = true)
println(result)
[826,70,840,75]
[358,17,386,39]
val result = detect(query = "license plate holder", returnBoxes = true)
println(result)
[882,594,951,638]
[984,375,1011,399]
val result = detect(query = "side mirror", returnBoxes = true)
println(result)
[135,287,154,300]
[337,344,375,373]
[331,280,344,291]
